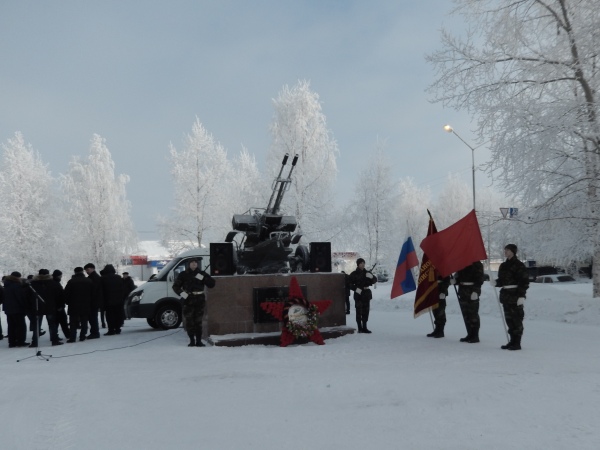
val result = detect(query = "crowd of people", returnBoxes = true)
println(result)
[0,264,136,348]
[2,243,529,350]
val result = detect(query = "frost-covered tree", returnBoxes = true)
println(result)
[0,132,61,274]
[158,118,232,253]
[268,80,339,242]
[61,134,137,268]
[433,174,472,228]
[231,146,267,215]
[343,142,396,266]
[427,0,600,296]
[393,178,432,260]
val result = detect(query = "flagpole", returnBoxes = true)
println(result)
[451,277,470,334]
[491,278,510,342]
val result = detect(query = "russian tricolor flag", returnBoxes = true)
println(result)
[390,237,419,299]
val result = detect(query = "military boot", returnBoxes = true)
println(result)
[459,327,471,342]
[467,329,480,343]
[501,334,513,350]
[507,335,521,351]
[362,321,372,334]
[427,326,444,338]
[356,321,364,333]
[187,332,195,347]
[195,332,205,347]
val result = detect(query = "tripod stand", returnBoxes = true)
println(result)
[17,283,52,362]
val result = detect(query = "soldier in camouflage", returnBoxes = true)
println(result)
[496,244,529,350]
[172,258,216,347]
[452,261,485,343]
[349,258,377,333]
[427,276,450,338]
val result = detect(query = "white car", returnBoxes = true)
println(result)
[534,274,576,283]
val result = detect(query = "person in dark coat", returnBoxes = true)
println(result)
[172,258,216,347]
[84,263,103,339]
[496,244,529,350]
[64,267,93,342]
[3,272,30,347]
[122,272,136,321]
[100,264,125,335]
[349,258,378,333]
[52,269,70,339]
[29,269,64,346]
[25,274,45,338]
[427,276,451,338]
[452,261,485,343]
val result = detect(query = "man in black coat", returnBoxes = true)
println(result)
[29,269,64,346]
[349,258,378,333]
[52,269,70,339]
[100,264,125,335]
[3,272,30,347]
[84,263,103,339]
[172,258,215,347]
[122,272,136,321]
[64,267,93,342]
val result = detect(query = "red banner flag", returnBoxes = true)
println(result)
[414,213,440,318]
[419,209,487,278]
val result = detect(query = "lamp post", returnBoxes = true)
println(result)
[443,124,476,211]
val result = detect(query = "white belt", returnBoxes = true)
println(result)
[191,291,204,295]
[502,285,517,289]
[460,282,474,286]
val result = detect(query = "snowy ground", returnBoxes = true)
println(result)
[1,279,599,450]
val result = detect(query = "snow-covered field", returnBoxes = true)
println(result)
[2,279,599,450]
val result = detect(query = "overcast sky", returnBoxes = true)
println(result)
[0,1,488,239]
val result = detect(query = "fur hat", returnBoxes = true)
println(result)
[52,269,62,277]
[505,244,518,255]
[83,263,95,270]
[356,258,366,265]
[38,269,50,276]
[74,267,84,273]
[10,271,22,278]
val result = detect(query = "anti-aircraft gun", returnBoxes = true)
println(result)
[223,153,310,274]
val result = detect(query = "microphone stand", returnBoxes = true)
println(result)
[17,283,52,362]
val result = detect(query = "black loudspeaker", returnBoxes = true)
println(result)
[210,243,236,276]
[309,242,332,273]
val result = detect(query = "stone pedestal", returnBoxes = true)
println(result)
[205,272,348,340]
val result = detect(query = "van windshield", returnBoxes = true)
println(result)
[151,256,206,281]
[153,258,182,281]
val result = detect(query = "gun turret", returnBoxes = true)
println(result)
[227,153,306,274]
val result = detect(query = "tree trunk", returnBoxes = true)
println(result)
[593,242,600,298]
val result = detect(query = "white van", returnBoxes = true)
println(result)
[126,247,210,329]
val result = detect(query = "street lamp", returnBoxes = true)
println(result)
[443,124,476,211]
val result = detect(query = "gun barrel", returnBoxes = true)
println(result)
[266,153,290,214]
[271,153,298,215]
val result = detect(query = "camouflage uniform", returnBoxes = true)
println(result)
[172,265,215,346]
[496,255,529,347]
[349,267,377,333]
[427,276,450,338]
[455,261,485,343]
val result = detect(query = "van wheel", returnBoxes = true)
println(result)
[154,304,182,330]
[146,317,159,329]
